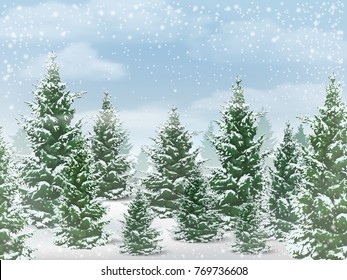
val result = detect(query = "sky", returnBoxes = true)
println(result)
[1,0,345,154]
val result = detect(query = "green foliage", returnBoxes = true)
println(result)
[22,52,82,228]
[0,128,32,259]
[144,107,200,218]
[173,176,223,243]
[120,190,162,255]
[200,121,220,169]
[270,123,302,240]
[289,75,347,259]
[54,135,110,249]
[210,78,265,220]
[256,111,277,154]
[91,92,132,200]
[295,124,309,148]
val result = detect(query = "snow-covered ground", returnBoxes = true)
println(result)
[25,197,292,260]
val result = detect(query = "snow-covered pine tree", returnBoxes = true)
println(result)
[22,52,82,228]
[269,123,302,241]
[210,78,265,223]
[295,124,309,148]
[173,176,223,243]
[200,121,220,170]
[10,128,32,156]
[288,74,347,259]
[211,78,268,253]
[255,110,277,155]
[91,92,132,200]
[120,190,162,255]
[144,107,202,218]
[134,148,151,180]
[54,133,110,249]
[0,128,32,260]
[231,194,269,254]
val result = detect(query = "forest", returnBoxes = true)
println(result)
[1,52,346,260]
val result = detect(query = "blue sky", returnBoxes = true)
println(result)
[1,0,345,153]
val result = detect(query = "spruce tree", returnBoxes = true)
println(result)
[269,123,302,240]
[10,128,32,156]
[22,52,81,228]
[288,75,347,259]
[255,111,277,154]
[210,78,268,253]
[120,190,162,255]
[54,134,110,249]
[295,124,309,148]
[91,92,132,200]
[173,176,223,242]
[231,195,269,254]
[134,148,151,180]
[0,128,32,259]
[200,121,220,170]
[210,78,265,221]
[144,107,202,218]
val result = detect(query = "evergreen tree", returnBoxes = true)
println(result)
[91,92,132,200]
[54,134,110,249]
[120,190,162,255]
[295,124,309,148]
[231,195,269,254]
[10,128,32,156]
[288,75,347,259]
[0,128,32,259]
[200,121,220,170]
[256,110,277,154]
[269,123,302,240]
[22,52,82,228]
[134,148,151,179]
[210,78,265,221]
[173,176,223,243]
[210,77,268,253]
[144,107,201,218]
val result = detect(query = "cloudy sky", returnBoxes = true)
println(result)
[1,0,345,154]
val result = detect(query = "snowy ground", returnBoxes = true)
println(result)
[25,197,292,260]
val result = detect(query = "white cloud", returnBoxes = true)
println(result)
[22,43,126,81]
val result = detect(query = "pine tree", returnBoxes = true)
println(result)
[231,195,269,254]
[0,128,32,259]
[269,123,302,240]
[10,128,32,156]
[200,121,220,170]
[210,78,268,253]
[120,190,162,255]
[288,75,347,259]
[210,78,265,222]
[144,107,202,218]
[256,110,277,154]
[22,52,82,228]
[134,148,151,180]
[173,176,223,242]
[295,124,309,148]
[54,134,110,249]
[91,92,132,200]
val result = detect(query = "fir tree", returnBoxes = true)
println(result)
[22,52,82,228]
[120,190,162,255]
[0,128,32,259]
[144,107,201,218]
[269,123,302,240]
[200,121,220,170]
[231,195,269,254]
[54,134,110,249]
[134,148,151,179]
[256,110,277,154]
[210,77,268,253]
[288,75,347,259]
[295,124,309,148]
[210,78,265,221]
[91,92,132,200]
[10,128,32,156]
[173,177,223,242]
